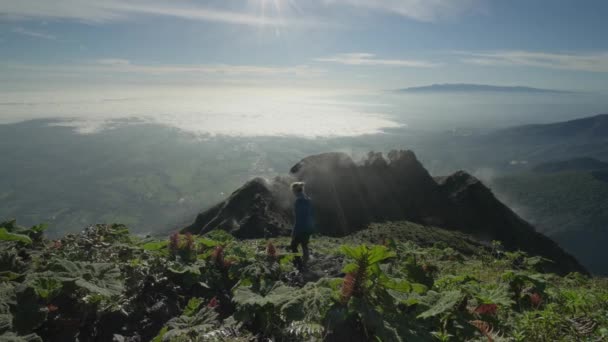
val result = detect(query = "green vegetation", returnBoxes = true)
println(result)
[0,220,606,341]
[492,171,608,275]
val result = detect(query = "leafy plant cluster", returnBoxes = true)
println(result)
[0,219,606,341]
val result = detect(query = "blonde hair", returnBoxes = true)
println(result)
[291,182,305,194]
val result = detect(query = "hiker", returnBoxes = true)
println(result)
[290,181,313,270]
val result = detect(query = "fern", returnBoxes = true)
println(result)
[285,321,325,340]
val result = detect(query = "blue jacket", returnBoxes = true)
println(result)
[293,194,314,234]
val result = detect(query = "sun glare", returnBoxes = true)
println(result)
[248,0,298,28]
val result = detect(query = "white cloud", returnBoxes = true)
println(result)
[11,27,56,40]
[315,53,441,68]
[0,0,481,26]
[321,0,483,22]
[0,0,323,27]
[460,50,608,73]
[95,59,131,66]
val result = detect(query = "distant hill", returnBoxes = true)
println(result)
[184,150,586,275]
[440,114,608,171]
[492,113,608,141]
[533,157,608,173]
[396,83,570,94]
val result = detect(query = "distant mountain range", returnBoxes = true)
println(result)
[396,83,571,94]
[492,113,608,140]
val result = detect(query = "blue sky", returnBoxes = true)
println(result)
[1,0,608,92]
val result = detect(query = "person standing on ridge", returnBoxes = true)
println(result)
[290,182,314,270]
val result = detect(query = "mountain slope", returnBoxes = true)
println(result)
[184,150,586,275]
[494,113,608,139]
[492,171,608,275]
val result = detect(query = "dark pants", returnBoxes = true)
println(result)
[290,232,310,269]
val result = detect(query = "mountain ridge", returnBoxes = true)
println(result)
[183,150,586,275]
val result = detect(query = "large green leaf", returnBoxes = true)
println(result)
[0,229,31,245]
[417,290,464,319]
[465,284,514,307]
[141,240,169,251]
[233,283,295,308]
[26,275,63,300]
[50,260,123,297]
[183,297,204,317]
[280,282,334,322]
[367,246,396,264]
[163,306,219,341]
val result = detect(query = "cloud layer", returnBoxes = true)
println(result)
[315,53,441,68]
[0,0,318,27]
[11,27,56,40]
[322,0,482,22]
[462,50,608,73]
[0,0,481,25]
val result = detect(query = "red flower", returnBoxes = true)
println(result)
[266,241,277,258]
[169,232,180,253]
[529,292,542,308]
[211,246,225,267]
[474,303,498,315]
[207,297,219,308]
[184,233,195,251]
[47,304,59,312]
[340,273,356,303]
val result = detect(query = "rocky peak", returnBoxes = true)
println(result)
[183,150,587,275]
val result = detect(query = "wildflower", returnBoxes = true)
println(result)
[52,240,62,249]
[529,292,542,308]
[474,303,498,315]
[169,232,180,253]
[208,297,219,309]
[266,241,277,259]
[47,304,59,312]
[184,233,195,251]
[211,246,225,267]
[340,273,356,303]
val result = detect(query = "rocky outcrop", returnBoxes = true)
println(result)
[184,177,292,238]
[183,150,587,274]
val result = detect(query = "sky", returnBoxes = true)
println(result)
[1,0,608,93]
